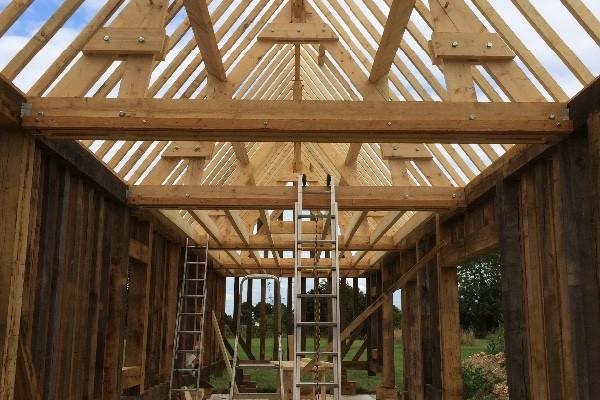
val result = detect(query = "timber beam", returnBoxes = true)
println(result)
[0,74,25,127]
[206,234,398,251]
[127,185,465,211]
[22,98,572,143]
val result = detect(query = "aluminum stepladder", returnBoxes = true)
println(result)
[293,175,342,400]
[229,274,284,400]
[169,238,209,400]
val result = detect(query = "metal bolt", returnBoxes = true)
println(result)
[404,194,409,199]
[452,193,457,198]
[263,121,269,126]
[118,110,126,117]
[174,146,180,150]
[451,41,459,48]
[142,119,147,124]
[270,29,275,32]
[387,121,392,126]
[549,113,556,120]
[103,35,110,42]
[194,146,201,151]
[36,111,44,117]
[185,193,190,198]
[556,122,562,127]
[138,36,145,43]
[35,117,40,122]
[486,42,493,49]
[469,113,476,120]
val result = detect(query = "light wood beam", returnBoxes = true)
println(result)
[24,98,571,143]
[183,0,227,81]
[369,0,416,82]
[127,185,465,210]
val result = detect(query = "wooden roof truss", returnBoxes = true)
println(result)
[1,0,598,275]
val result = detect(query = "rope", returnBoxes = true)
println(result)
[312,216,321,399]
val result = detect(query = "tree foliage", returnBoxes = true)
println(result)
[458,252,503,337]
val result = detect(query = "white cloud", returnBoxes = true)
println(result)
[0,27,82,93]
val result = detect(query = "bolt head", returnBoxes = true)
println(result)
[103,35,110,42]
[469,113,476,120]
[185,193,190,198]
[452,193,457,198]
[387,121,392,126]
[137,36,145,43]
[263,121,268,126]
[451,41,459,48]
[118,110,126,117]
[142,119,147,124]
[36,111,44,117]
[556,122,562,127]
[486,41,493,48]
[404,194,409,199]
[174,146,180,150]
[549,113,556,120]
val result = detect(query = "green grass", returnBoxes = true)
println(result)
[209,336,489,393]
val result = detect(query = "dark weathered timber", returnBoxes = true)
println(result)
[496,178,531,400]
[35,137,127,203]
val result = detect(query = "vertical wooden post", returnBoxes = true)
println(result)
[496,177,531,399]
[246,278,253,349]
[0,130,35,400]
[376,262,397,400]
[273,280,280,360]
[233,277,240,331]
[400,248,423,400]
[161,242,181,381]
[436,216,462,400]
[352,278,359,319]
[260,279,266,360]
[102,206,130,400]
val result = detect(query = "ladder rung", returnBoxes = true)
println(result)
[185,261,207,265]
[296,322,337,327]
[233,393,281,399]
[297,293,337,298]
[182,294,205,298]
[235,363,278,369]
[171,388,203,391]
[179,312,203,315]
[296,382,338,387]
[177,349,200,353]
[173,368,200,372]
[302,190,332,194]
[297,214,335,219]
[177,330,203,334]
[185,278,205,281]
[295,351,338,356]
[298,239,336,244]
[296,266,334,270]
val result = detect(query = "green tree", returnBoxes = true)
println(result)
[458,252,503,337]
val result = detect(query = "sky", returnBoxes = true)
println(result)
[1,0,598,314]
